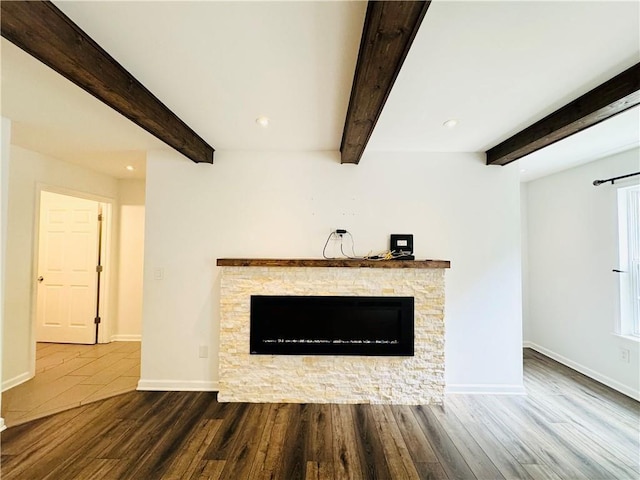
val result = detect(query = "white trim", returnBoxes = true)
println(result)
[616,184,640,338]
[524,342,640,401]
[111,335,142,342]
[35,183,116,205]
[137,379,219,392]
[610,333,640,344]
[445,384,526,395]
[97,201,114,344]
[0,119,9,436]
[2,371,32,392]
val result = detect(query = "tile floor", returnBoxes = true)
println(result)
[2,341,140,427]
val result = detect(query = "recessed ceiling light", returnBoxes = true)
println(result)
[256,116,270,128]
[443,119,458,128]
[126,165,135,171]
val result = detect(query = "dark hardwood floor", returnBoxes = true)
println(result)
[1,349,638,479]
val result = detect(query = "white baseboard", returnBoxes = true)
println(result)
[110,334,142,342]
[445,384,527,395]
[524,341,640,401]
[2,371,32,392]
[137,379,219,392]
[0,418,5,432]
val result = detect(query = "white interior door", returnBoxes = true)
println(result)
[36,191,100,344]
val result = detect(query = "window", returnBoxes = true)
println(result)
[617,184,640,337]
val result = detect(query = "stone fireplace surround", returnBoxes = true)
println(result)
[217,258,449,405]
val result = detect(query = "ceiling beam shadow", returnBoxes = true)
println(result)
[1,0,214,164]
[340,1,431,165]
[486,63,640,166]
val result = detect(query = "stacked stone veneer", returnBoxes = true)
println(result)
[218,266,445,404]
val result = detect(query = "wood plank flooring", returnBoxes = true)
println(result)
[1,349,638,479]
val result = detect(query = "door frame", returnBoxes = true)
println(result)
[29,184,115,376]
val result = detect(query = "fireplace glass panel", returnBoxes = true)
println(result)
[250,295,414,356]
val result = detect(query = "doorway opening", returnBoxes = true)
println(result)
[0,183,144,427]
[35,190,112,347]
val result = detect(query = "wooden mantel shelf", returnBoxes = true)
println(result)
[216,258,450,269]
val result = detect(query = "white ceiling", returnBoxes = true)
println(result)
[1,0,639,181]
[367,0,639,152]
[518,105,640,183]
[1,39,160,180]
[53,0,366,151]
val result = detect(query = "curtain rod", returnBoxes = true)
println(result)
[592,171,640,186]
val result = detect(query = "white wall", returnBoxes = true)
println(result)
[141,149,524,393]
[0,118,11,431]
[524,148,640,399]
[2,146,120,388]
[114,179,145,340]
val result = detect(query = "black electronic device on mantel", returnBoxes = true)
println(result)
[390,234,415,260]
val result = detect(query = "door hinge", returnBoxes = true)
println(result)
[96,265,103,273]
[98,213,103,221]
[94,316,101,324]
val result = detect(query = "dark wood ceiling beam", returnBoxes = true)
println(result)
[1,0,214,164]
[486,63,640,166]
[340,1,430,164]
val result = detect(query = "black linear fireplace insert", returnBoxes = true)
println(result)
[250,295,414,356]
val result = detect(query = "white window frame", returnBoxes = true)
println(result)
[617,184,640,338]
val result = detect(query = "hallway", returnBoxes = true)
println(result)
[2,341,140,427]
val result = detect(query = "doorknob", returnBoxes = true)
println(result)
[37,276,44,283]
